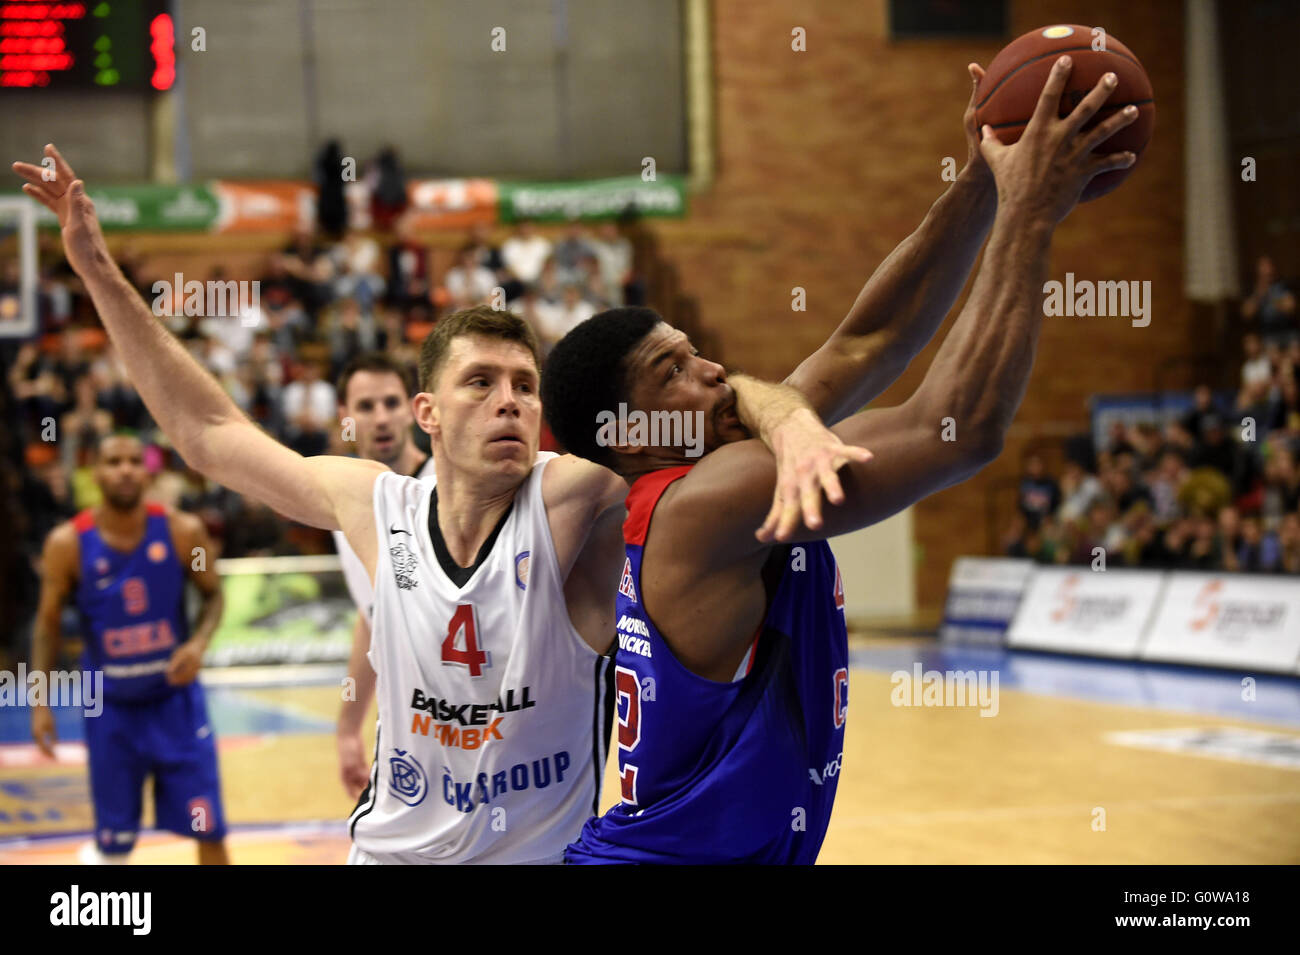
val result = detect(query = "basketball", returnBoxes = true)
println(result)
[975,24,1155,201]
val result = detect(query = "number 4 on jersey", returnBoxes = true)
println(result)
[441,604,491,677]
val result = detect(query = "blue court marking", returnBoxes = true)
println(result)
[850,643,1300,728]
[0,682,331,744]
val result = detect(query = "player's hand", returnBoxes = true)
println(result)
[31,705,57,758]
[165,639,205,686]
[978,56,1139,227]
[757,407,873,543]
[337,732,370,799]
[962,62,992,182]
[11,144,111,277]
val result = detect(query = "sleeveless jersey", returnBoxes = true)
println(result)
[332,456,435,623]
[566,465,849,864]
[73,503,190,704]
[349,453,614,864]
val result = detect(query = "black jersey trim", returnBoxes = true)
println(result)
[348,719,381,838]
[592,648,616,816]
[427,486,515,588]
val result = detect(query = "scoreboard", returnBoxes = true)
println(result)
[0,0,172,90]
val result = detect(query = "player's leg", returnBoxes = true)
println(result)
[82,700,147,862]
[150,681,230,864]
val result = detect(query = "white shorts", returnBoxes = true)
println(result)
[347,844,383,865]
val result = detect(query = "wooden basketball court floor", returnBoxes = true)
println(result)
[2,637,1298,864]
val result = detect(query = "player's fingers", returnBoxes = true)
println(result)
[776,489,804,541]
[1029,55,1073,129]
[11,161,58,190]
[756,494,783,541]
[1087,149,1137,177]
[1075,103,1139,155]
[819,463,846,506]
[978,124,1006,163]
[1063,71,1118,135]
[45,143,76,185]
[20,182,59,213]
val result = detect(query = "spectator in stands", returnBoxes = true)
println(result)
[509,284,554,355]
[58,373,112,473]
[501,219,553,287]
[1242,331,1273,391]
[368,146,409,232]
[314,139,348,238]
[1241,255,1297,347]
[90,343,147,431]
[1235,514,1275,572]
[1182,385,1218,443]
[324,297,379,375]
[1261,445,1300,522]
[330,231,385,308]
[276,228,334,319]
[1080,497,1118,563]
[443,246,498,309]
[280,359,335,457]
[1146,449,1188,523]
[535,283,598,350]
[591,222,634,307]
[1017,454,1059,529]
[1279,512,1300,573]
[1057,457,1103,525]
[1215,506,1242,571]
[9,341,64,429]
[385,214,431,311]
[1188,415,1239,483]
[551,220,595,286]
[463,223,517,301]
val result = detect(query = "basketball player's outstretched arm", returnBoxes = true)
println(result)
[12,148,384,568]
[783,64,999,424]
[671,58,1140,560]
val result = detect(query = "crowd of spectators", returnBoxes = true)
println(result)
[2,210,645,653]
[1003,255,1300,574]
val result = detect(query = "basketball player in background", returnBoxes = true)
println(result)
[332,352,433,798]
[31,433,230,865]
[14,144,858,863]
[544,59,1140,863]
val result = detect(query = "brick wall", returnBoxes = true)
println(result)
[649,0,1189,609]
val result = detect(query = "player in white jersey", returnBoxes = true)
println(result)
[330,352,434,799]
[18,144,857,864]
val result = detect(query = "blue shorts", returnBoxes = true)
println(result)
[83,680,227,854]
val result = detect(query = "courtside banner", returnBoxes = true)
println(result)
[939,557,1033,645]
[1141,573,1300,673]
[1006,567,1165,658]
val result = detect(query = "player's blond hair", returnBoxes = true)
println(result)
[417,305,542,393]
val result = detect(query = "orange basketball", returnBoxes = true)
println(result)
[975,24,1155,201]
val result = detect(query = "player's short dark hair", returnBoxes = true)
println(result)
[540,306,663,469]
[335,352,414,406]
[417,305,541,393]
[94,430,142,459]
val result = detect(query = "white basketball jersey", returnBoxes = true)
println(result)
[348,453,614,864]
[332,456,435,622]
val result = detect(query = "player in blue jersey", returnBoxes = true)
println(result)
[542,58,1140,863]
[31,432,230,864]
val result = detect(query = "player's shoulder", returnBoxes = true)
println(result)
[541,453,626,514]
[44,517,81,553]
[41,518,82,578]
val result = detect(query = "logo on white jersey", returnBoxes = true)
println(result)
[388,748,428,806]
[618,557,637,602]
[514,551,530,591]
[390,542,419,591]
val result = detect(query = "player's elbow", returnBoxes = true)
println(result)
[957,423,1006,474]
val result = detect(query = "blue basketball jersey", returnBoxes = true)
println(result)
[566,465,849,864]
[73,503,190,704]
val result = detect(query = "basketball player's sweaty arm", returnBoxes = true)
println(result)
[786,64,999,426]
[165,510,224,687]
[13,146,386,580]
[30,522,79,756]
[645,58,1142,679]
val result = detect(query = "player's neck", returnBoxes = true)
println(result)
[95,500,148,535]
[430,468,518,568]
